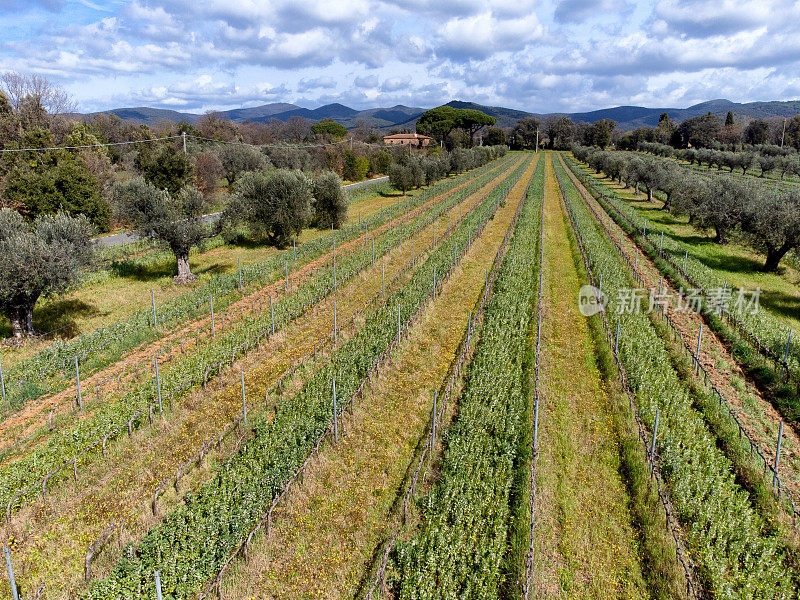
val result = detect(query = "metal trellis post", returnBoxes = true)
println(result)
[774,421,784,488]
[75,356,83,413]
[241,371,247,426]
[0,356,5,406]
[210,294,215,338]
[270,296,275,335]
[4,547,18,600]
[155,570,163,600]
[155,357,162,415]
[649,408,660,473]
[333,378,338,442]
[695,324,704,374]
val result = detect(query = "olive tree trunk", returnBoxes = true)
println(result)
[8,302,36,339]
[763,242,793,272]
[174,253,196,284]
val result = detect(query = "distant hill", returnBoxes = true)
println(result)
[565,99,800,129]
[222,103,300,123]
[81,102,425,129]
[255,102,360,122]
[79,98,800,131]
[445,100,535,128]
[82,106,201,125]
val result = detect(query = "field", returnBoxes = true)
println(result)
[2,150,799,600]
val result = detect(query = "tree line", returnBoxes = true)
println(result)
[637,141,800,180]
[572,144,800,272]
[0,73,418,234]
[0,110,507,342]
[618,110,800,151]
[388,145,508,194]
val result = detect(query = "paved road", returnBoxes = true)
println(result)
[95,176,389,248]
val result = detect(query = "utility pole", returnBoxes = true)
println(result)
[781,117,787,149]
[182,131,187,155]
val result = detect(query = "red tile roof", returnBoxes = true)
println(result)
[382,133,432,139]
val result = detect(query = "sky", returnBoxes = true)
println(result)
[1,0,799,115]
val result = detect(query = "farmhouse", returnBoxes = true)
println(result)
[382,132,433,147]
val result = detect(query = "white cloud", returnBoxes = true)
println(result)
[2,0,800,115]
[438,11,544,59]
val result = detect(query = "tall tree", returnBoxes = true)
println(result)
[3,152,109,229]
[655,112,676,145]
[193,151,225,198]
[676,113,723,148]
[545,116,575,149]
[482,126,506,146]
[744,119,769,145]
[510,117,541,149]
[783,115,800,149]
[135,144,193,195]
[0,209,95,338]
[311,120,348,139]
[0,72,74,117]
[588,119,616,149]
[196,111,239,142]
[416,106,496,147]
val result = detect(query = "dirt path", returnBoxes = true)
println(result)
[213,154,538,600]
[558,153,800,514]
[0,159,514,463]
[532,154,647,599]
[0,156,527,600]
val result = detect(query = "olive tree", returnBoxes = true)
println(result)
[741,187,800,271]
[693,176,749,244]
[670,173,707,222]
[0,209,95,339]
[389,163,414,195]
[312,172,348,229]
[223,169,313,247]
[450,147,475,173]
[757,154,781,178]
[421,155,446,183]
[113,178,210,283]
[734,152,757,176]
[407,155,425,188]
[655,162,685,212]
[601,153,627,184]
[218,144,269,186]
[628,157,660,202]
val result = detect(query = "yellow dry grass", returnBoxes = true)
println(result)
[216,156,538,600]
[0,157,527,600]
[532,154,647,599]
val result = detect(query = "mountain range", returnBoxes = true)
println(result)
[79,98,800,132]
